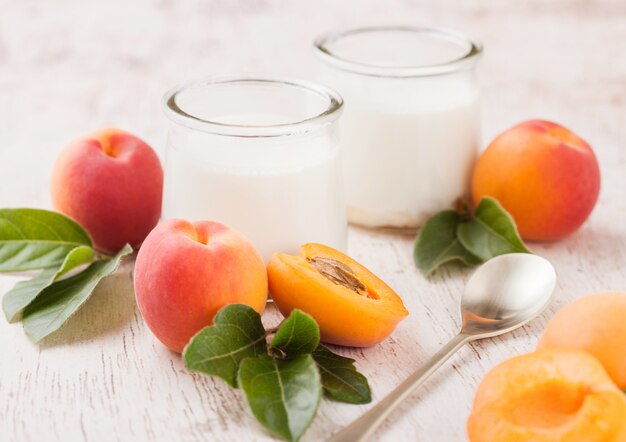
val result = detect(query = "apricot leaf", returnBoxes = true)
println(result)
[238,354,321,442]
[458,197,531,260]
[22,244,131,342]
[312,345,371,404]
[2,245,94,322]
[414,198,531,275]
[270,309,320,357]
[0,208,93,272]
[183,304,267,388]
[414,210,480,275]
[183,306,372,441]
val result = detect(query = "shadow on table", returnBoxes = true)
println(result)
[38,259,137,348]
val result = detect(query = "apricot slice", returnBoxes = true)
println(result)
[467,349,626,442]
[267,243,408,347]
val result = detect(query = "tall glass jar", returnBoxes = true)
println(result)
[161,77,346,261]
[314,26,483,229]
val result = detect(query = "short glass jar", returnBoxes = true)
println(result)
[314,26,483,229]
[161,77,346,261]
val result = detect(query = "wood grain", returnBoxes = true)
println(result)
[1,0,625,441]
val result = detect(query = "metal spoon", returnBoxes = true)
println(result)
[329,253,557,442]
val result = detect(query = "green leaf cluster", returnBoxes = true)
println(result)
[183,305,371,442]
[0,208,132,341]
[414,197,531,275]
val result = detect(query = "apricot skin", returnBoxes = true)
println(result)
[472,120,600,241]
[467,349,626,442]
[267,243,408,347]
[134,219,268,353]
[51,129,163,253]
[538,291,626,389]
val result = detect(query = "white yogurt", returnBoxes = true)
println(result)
[161,78,347,261]
[314,26,483,228]
[341,97,480,228]
[162,128,346,261]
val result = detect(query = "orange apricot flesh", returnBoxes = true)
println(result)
[467,349,626,442]
[267,243,408,347]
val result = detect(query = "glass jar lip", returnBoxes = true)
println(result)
[161,76,343,138]
[313,25,483,78]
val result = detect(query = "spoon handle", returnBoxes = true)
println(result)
[328,333,471,442]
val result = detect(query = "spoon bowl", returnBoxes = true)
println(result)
[329,253,557,442]
[461,253,557,337]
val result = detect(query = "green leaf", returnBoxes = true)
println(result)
[0,208,92,272]
[183,304,267,387]
[270,309,320,357]
[238,354,321,442]
[3,268,57,322]
[21,244,131,342]
[414,210,480,275]
[2,245,94,322]
[311,345,371,404]
[457,197,531,261]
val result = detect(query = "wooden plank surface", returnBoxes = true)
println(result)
[1,0,625,441]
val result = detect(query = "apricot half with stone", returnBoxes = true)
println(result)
[267,243,408,347]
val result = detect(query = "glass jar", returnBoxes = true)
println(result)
[314,26,483,229]
[161,77,346,261]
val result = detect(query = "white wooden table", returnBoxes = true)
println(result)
[1,1,625,440]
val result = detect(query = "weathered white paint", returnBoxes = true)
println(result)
[1,0,625,440]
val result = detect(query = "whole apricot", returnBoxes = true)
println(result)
[267,243,408,347]
[468,349,626,442]
[51,129,163,253]
[538,291,626,389]
[134,219,268,353]
[472,120,600,241]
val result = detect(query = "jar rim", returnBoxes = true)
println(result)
[162,76,344,137]
[313,25,483,78]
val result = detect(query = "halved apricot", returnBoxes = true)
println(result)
[467,349,626,442]
[267,243,408,347]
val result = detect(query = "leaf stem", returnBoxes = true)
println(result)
[455,197,472,220]
[265,326,279,336]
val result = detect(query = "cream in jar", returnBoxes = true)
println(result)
[161,78,347,261]
[315,26,483,228]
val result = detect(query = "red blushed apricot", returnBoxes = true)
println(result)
[468,349,626,442]
[51,128,163,253]
[538,291,626,389]
[134,219,268,353]
[472,120,600,241]
[267,243,408,347]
